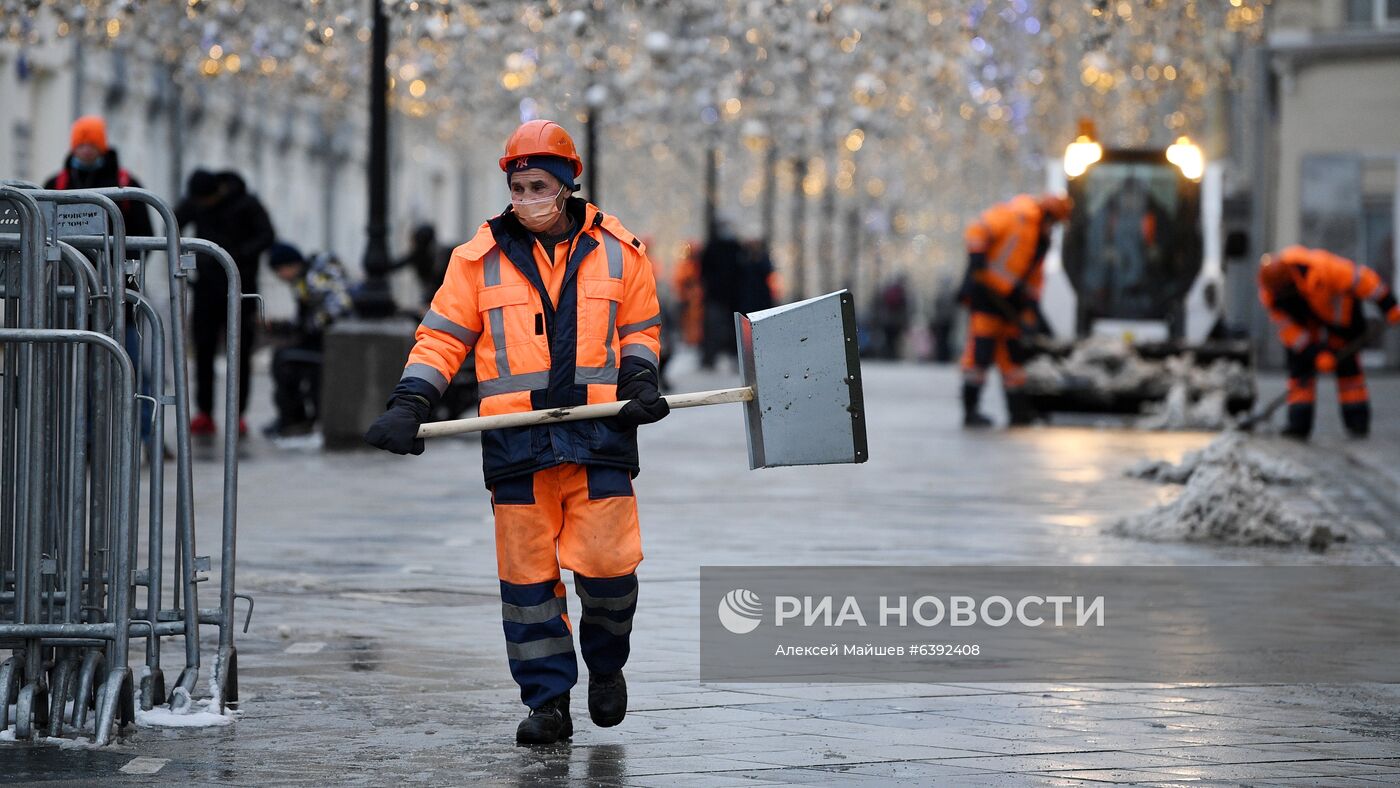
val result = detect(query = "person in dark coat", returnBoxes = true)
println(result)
[737,239,776,315]
[176,169,275,437]
[45,115,158,439]
[698,220,743,369]
[393,224,449,307]
[44,115,155,237]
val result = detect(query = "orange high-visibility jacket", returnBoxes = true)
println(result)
[400,198,662,485]
[671,245,704,347]
[1260,245,1391,352]
[964,194,1050,301]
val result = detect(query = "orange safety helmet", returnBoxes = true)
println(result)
[1038,192,1073,222]
[1257,253,1295,293]
[499,119,583,177]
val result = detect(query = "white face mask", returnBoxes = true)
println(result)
[512,186,566,231]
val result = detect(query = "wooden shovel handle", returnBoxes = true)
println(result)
[417,386,754,439]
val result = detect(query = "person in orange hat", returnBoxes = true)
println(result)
[1258,246,1400,439]
[958,192,1071,427]
[46,115,157,440]
[365,119,666,746]
[45,115,155,239]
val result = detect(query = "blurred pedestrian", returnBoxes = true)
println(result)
[737,238,776,315]
[176,169,275,438]
[960,193,1071,427]
[45,115,157,439]
[45,115,155,236]
[394,223,449,307]
[263,243,354,438]
[365,119,666,746]
[642,237,677,390]
[1258,246,1400,440]
[930,276,958,363]
[876,276,910,359]
[671,239,705,349]
[699,219,742,369]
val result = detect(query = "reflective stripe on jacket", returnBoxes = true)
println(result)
[401,198,663,486]
[964,194,1049,300]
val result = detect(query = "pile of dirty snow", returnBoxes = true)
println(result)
[1124,432,1309,485]
[1113,434,1333,549]
[1136,356,1253,431]
[1023,336,1163,399]
[1023,337,1252,430]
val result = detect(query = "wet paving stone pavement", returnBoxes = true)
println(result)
[5,360,1400,786]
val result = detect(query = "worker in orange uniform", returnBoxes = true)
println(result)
[365,120,667,745]
[1258,246,1400,439]
[671,240,706,349]
[959,193,1072,427]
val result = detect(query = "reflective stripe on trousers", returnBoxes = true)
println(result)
[501,577,578,709]
[493,464,642,708]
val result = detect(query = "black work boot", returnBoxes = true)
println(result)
[961,383,992,428]
[588,671,627,727]
[1342,402,1371,438]
[1005,389,1035,427]
[516,693,572,745]
[1282,403,1313,441]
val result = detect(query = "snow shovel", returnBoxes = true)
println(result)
[1235,321,1386,432]
[416,290,868,469]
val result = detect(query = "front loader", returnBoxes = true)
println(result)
[1026,124,1255,419]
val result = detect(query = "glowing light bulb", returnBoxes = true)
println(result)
[1063,134,1103,178]
[1166,135,1204,181]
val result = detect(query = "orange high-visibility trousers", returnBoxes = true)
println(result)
[492,463,642,709]
[960,310,1028,389]
[1284,333,1370,438]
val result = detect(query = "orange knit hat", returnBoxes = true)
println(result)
[70,115,109,154]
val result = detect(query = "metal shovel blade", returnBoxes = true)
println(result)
[735,290,868,469]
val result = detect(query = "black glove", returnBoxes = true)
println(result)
[1288,343,1327,381]
[1298,342,1324,368]
[608,364,670,430]
[1008,282,1032,311]
[364,394,432,455]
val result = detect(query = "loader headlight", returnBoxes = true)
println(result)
[1063,135,1103,179]
[1166,136,1204,182]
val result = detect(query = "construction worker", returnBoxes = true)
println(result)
[365,120,667,746]
[959,192,1072,427]
[1258,246,1400,439]
[671,240,705,349]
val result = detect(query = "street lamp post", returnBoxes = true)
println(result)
[584,84,608,205]
[789,155,808,301]
[704,143,718,241]
[584,112,599,203]
[357,0,395,317]
[319,0,406,451]
[761,139,777,247]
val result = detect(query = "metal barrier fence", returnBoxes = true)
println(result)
[0,184,247,745]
